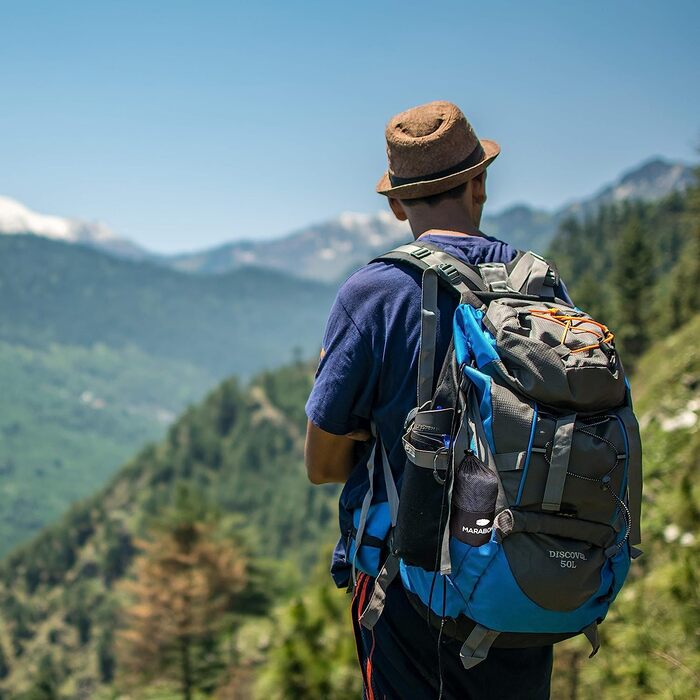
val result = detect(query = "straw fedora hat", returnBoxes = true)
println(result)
[376,100,500,200]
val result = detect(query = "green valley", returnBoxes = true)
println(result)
[0,359,338,697]
[0,235,335,555]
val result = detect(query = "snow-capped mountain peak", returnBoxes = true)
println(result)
[0,196,147,258]
[0,196,77,241]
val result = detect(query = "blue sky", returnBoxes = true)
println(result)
[0,0,698,253]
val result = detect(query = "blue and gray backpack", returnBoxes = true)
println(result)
[348,241,643,669]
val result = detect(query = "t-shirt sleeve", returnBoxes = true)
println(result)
[305,286,380,436]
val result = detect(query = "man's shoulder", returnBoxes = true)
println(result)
[335,258,422,315]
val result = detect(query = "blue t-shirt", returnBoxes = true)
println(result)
[305,231,566,585]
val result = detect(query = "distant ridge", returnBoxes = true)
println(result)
[1,157,694,281]
[482,156,696,254]
[167,210,409,280]
[162,157,698,280]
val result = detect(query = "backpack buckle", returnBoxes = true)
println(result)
[436,262,462,285]
[544,268,559,287]
[410,246,432,260]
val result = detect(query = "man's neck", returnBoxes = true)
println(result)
[411,220,482,240]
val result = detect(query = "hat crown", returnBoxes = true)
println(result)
[385,101,480,179]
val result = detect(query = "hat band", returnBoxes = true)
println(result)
[388,142,485,187]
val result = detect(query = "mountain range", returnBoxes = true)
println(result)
[0,195,148,260]
[0,158,694,283]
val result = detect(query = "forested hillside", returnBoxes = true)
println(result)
[0,235,335,555]
[0,360,338,698]
[0,235,333,376]
[547,185,699,364]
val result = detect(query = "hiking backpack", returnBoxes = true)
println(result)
[347,241,643,669]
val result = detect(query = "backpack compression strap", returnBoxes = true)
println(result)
[477,250,559,297]
[351,423,399,587]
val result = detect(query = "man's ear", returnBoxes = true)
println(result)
[472,172,487,206]
[388,197,408,221]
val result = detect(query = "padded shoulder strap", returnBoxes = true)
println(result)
[375,243,561,299]
[374,242,485,409]
[373,241,487,301]
[418,267,439,407]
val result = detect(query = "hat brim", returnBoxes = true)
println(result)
[376,139,500,200]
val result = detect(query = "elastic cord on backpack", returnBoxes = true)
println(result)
[529,308,615,354]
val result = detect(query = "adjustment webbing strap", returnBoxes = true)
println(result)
[380,438,399,527]
[583,622,601,658]
[418,267,439,408]
[618,406,643,545]
[359,552,400,630]
[438,396,469,575]
[353,425,400,585]
[415,247,486,293]
[542,413,577,512]
[352,433,376,586]
[542,413,576,512]
[507,251,553,297]
[466,387,497,473]
[459,624,500,669]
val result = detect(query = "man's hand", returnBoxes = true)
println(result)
[304,420,370,484]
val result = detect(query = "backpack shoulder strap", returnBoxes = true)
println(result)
[373,241,486,408]
[375,243,561,300]
[374,241,483,407]
[373,241,487,299]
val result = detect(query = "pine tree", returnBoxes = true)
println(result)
[116,511,247,699]
[96,629,115,683]
[665,184,700,330]
[611,214,655,364]
[255,548,362,700]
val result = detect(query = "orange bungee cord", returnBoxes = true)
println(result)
[529,308,615,354]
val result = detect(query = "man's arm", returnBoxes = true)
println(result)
[304,420,371,484]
